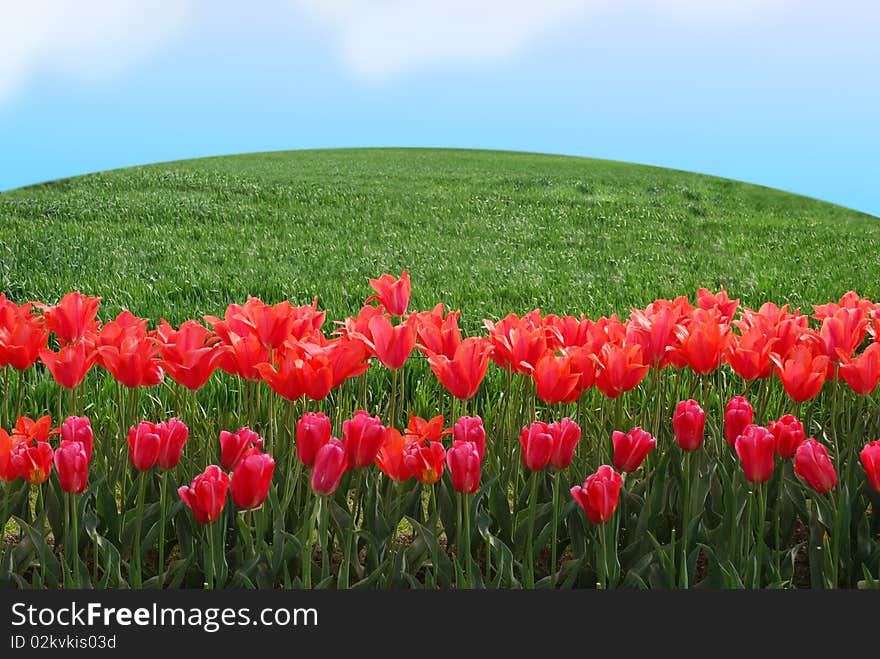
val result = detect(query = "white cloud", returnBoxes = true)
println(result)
[296,0,792,80]
[0,0,190,103]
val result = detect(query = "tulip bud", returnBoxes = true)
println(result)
[570,465,622,525]
[519,421,554,471]
[296,412,332,467]
[673,399,706,451]
[127,422,161,471]
[453,415,486,461]
[231,451,275,509]
[860,439,880,492]
[61,415,93,461]
[794,439,837,494]
[219,426,263,471]
[612,427,656,473]
[311,438,346,496]
[178,465,230,524]
[548,417,582,469]
[735,424,776,484]
[54,440,89,494]
[156,417,189,470]
[342,410,386,470]
[767,414,805,460]
[724,396,753,446]
[446,440,482,494]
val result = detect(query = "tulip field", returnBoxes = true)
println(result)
[1,149,879,590]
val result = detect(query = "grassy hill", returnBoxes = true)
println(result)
[0,148,876,327]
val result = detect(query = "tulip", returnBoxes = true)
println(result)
[39,341,95,389]
[612,427,656,473]
[446,441,482,494]
[697,286,739,324]
[726,328,776,381]
[367,270,411,316]
[626,305,680,367]
[767,414,805,460]
[412,303,462,358]
[231,451,275,509]
[155,319,225,391]
[0,429,18,482]
[403,414,449,444]
[310,438,346,496]
[229,298,296,350]
[820,307,868,362]
[724,396,754,446]
[215,332,268,381]
[361,314,416,370]
[127,422,160,471]
[219,427,263,472]
[770,344,829,402]
[403,440,446,485]
[453,415,486,461]
[342,410,386,470]
[60,415,93,461]
[837,343,880,395]
[37,292,101,345]
[375,428,413,482]
[592,342,649,398]
[533,352,580,404]
[96,333,163,388]
[794,439,837,494]
[54,440,89,494]
[10,415,57,444]
[519,421,554,471]
[735,424,776,484]
[295,412,332,467]
[484,313,547,375]
[11,440,53,485]
[672,399,706,451]
[570,465,623,525]
[424,337,492,400]
[178,465,230,524]
[325,336,371,388]
[156,417,189,470]
[548,417,582,469]
[673,309,729,374]
[860,440,880,492]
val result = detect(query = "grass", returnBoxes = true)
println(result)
[1,147,877,332]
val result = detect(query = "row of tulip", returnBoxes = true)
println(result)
[1,272,879,588]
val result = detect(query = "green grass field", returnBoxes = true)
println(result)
[1,148,876,329]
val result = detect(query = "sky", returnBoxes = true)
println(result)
[0,0,877,216]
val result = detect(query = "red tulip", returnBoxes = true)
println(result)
[424,337,492,400]
[178,465,229,524]
[128,422,161,471]
[860,440,880,492]
[0,301,49,370]
[544,313,592,350]
[255,346,305,402]
[39,341,95,389]
[296,412,332,467]
[375,428,413,482]
[592,342,649,398]
[96,331,163,388]
[11,415,58,444]
[453,415,486,461]
[325,337,371,387]
[566,345,597,392]
[54,440,89,494]
[838,343,880,395]
[403,414,449,444]
[520,421,554,471]
[770,344,829,402]
[403,440,446,485]
[533,352,580,404]
[446,440,482,494]
[735,424,776,484]
[60,415,93,461]
[767,414,805,459]
[726,327,776,381]
[673,309,729,375]
[219,427,263,472]
[548,417,582,469]
[794,439,837,494]
[310,438,346,496]
[626,305,680,367]
[237,298,297,350]
[231,450,275,509]
[612,427,656,473]
[484,312,547,375]
[11,440,53,485]
[413,303,462,358]
[673,399,706,451]
[342,410,386,469]
[37,292,101,345]
[724,396,754,446]
[216,332,269,381]
[156,418,189,470]
[697,287,739,324]
[367,270,411,316]
[360,314,416,370]
[0,429,19,482]
[820,307,868,362]
[156,319,225,391]
[571,465,623,525]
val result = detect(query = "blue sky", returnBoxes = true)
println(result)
[1,0,877,216]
